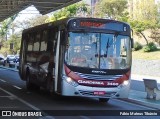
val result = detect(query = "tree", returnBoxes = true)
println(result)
[94,0,128,20]
[13,15,48,32]
[150,28,160,45]
[0,14,18,41]
[128,0,159,45]
[46,1,90,22]
[29,15,49,27]
[129,0,158,24]
[8,34,21,54]
[129,20,150,45]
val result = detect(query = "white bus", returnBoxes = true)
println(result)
[19,18,133,102]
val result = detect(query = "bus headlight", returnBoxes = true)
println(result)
[64,76,79,87]
[119,80,129,88]
[123,80,129,86]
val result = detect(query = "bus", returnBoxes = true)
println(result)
[19,17,133,102]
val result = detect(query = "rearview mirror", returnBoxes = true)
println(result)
[131,38,134,48]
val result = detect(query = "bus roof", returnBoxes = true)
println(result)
[22,17,130,34]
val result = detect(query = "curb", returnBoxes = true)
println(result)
[0,66,18,72]
[120,98,160,110]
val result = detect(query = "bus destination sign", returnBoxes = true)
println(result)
[80,21,105,28]
[76,20,127,32]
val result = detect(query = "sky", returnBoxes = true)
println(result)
[14,5,41,22]
[14,0,91,23]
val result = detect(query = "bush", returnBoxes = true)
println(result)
[134,42,142,51]
[143,42,157,52]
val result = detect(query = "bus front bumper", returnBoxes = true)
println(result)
[61,79,130,98]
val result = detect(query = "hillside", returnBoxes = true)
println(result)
[132,49,160,60]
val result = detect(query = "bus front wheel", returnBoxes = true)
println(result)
[99,98,109,103]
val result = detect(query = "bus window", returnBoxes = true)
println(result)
[27,34,34,51]
[47,30,54,51]
[33,33,40,51]
[40,31,48,51]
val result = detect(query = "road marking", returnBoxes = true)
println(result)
[39,116,55,119]
[0,87,41,110]
[80,116,91,119]
[0,79,6,82]
[13,85,22,90]
[0,87,52,117]
[0,96,13,98]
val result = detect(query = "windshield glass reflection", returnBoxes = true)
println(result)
[65,32,131,69]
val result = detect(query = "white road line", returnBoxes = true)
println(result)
[0,87,41,111]
[0,96,13,98]
[0,87,51,117]
[80,116,91,119]
[0,79,6,82]
[13,85,22,90]
[39,116,55,119]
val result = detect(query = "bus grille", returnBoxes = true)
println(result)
[79,90,117,97]
[74,72,123,81]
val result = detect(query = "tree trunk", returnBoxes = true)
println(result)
[139,32,148,45]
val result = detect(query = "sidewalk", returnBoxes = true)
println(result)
[1,65,160,109]
[128,74,160,109]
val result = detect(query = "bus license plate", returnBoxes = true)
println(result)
[94,91,106,95]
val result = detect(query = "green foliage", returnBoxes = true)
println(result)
[134,42,143,51]
[46,1,90,22]
[0,47,9,57]
[8,34,21,54]
[0,14,18,41]
[29,15,49,27]
[143,42,158,52]
[0,34,21,55]
[94,0,128,19]
[129,0,158,25]
[127,0,160,45]
[129,20,150,33]
[128,20,150,45]
[150,28,160,45]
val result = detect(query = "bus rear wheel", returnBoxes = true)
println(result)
[99,98,109,103]
[46,74,53,92]
[26,73,40,91]
[26,74,33,90]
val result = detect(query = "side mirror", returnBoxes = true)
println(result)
[131,38,134,48]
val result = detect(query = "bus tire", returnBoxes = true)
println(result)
[99,98,109,103]
[46,74,53,92]
[26,74,40,91]
[26,73,33,90]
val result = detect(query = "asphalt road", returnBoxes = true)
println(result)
[0,68,159,119]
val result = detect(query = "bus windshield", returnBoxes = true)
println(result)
[65,32,131,69]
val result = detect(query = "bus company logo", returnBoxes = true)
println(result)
[92,70,106,74]
[78,80,104,85]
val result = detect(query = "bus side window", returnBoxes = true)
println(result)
[26,34,36,62]
[33,33,40,51]
[27,34,34,51]
[47,29,55,51]
[40,31,48,51]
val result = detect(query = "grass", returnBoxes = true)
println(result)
[132,49,160,60]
